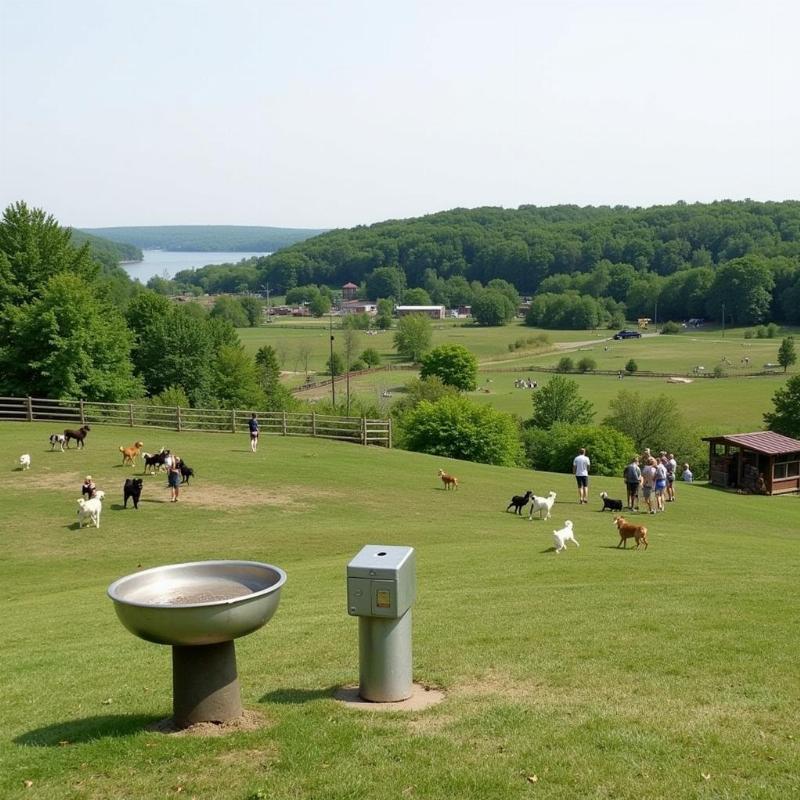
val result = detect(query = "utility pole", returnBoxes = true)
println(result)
[329,309,336,408]
[721,302,725,338]
[263,283,272,323]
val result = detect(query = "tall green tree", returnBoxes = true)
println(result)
[0,272,142,401]
[393,313,432,362]
[209,344,265,408]
[705,256,775,325]
[763,375,800,438]
[239,295,263,326]
[529,375,595,429]
[255,344,282,392]
[777,337,797,373]
[366,267,406,301]
[211,295,249,327]
[420,344,478,391]
[472,289,515,326]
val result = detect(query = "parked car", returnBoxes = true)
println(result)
[613,329,642,340]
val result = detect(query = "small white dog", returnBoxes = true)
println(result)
[552,520,579,553]
[19,454,31,470]
[77,496,102,529]
[529,490,557,520]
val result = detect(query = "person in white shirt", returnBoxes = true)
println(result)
[572,447,591,504]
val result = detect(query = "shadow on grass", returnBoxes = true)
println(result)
[15,714,162,746]
[259,687,335,704]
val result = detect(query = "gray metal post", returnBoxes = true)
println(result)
[358,612,413,702]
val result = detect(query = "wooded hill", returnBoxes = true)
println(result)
[80,224,327,253]
[69,229,143,269]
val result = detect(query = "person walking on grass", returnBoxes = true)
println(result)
[168,458,181,502]
[572,447,591,505]
[249,413,260,453]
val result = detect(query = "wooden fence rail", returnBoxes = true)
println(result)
[0,396,391,447]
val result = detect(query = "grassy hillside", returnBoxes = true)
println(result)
[1,422,798,799]
[80,225,327,253]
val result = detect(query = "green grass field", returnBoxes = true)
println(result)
[2,423,798,799]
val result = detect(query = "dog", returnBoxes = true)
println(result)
[179,462,194,484]
[507,490,533,515]
[77,496,102,529]
[613,516,649,549]
[438,469,458,490]
[528,491,557,520]
[19,453,31,470]
[119,441,144,466]
[143,449,169,475]
[599,491,624,512]
[49,433,66,451]
[64,425,91,449]
[553,520,579,553]
[124,478,143,509]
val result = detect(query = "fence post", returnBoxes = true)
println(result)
[312,411,317,438]
[232,409,236,434]
[387,417,392,449]
[129,403,134,427]
[26,396,33,421]
[176,406,182,432]
[361,416,367,446]
[79,399,85,424]
[282,411,288,436]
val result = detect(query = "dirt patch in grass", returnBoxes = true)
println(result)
[215,743,280,766]
[147,708,270,737]
[179,484,343,512]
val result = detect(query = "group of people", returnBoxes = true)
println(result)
[514,378,538,389]
[571,447,693,513]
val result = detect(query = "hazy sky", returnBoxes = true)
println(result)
[1,0,798,229]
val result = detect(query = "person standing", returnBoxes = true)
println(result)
[623,456,642,512]
[642,458,657,514]
[654,457,668,512]
[666,452,678,501]
[572,447,591,504]
[249,413,260,453]
[681,463,693,482]
[168,458,181,502]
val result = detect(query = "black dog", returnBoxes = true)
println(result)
[179,462,194,484]
[124,478,143,509]
[506,490,533,515]
[599,491,624,512]
[143,450,169,474]
[64,425,91,449]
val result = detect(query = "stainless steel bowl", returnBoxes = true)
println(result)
[108,560,287,646]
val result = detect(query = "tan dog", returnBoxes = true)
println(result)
[120,441,144,466]
[613,516,649,549]
[438,469,458,490]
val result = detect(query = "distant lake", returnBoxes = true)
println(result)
[121,250,269,283]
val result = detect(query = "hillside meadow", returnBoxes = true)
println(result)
[2,422,798,799]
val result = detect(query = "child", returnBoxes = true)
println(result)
[81,475,96,498]
[681,463,693,483]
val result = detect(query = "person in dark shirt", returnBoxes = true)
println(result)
[249,413,260,453]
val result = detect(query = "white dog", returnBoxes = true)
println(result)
[552,520,579,553]
[528,490,557,520]
[77,496,102,529]
[19,454,31,470]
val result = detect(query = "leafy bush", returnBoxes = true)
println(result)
[472,289,515,326]
[660,321,681,334]
[360,347,381,367]
[713,364,727,378]
[577,356,597,372]
[556,356,574,373]
[625,359,638,374]
[766,322,780,338]
[420,344,478,391]
[529,374,595,429]
[756,326,768,339]
[522,423,634,477]
[400,395,522,466]
[327,352,344,376]
[743,329,755,339]
[350,359,366,372]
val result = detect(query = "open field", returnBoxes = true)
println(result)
[2,422,799,799]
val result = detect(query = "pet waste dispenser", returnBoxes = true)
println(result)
[347,545,415,702]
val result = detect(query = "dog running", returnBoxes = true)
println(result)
[552,520,579,553]
[119,441,144,466]
[599,491,624,512]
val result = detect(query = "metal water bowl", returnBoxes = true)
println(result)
[108,560,286,728]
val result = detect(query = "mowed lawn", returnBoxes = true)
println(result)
[2,423,799,799]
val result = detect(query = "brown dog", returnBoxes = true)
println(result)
[438,469,458,490]
[120,441,144,466]
[613,516,648,549]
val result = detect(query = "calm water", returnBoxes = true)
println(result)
[121,250,269,283]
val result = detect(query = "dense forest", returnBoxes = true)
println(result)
[80,224,326,253]
[69,229,143,268]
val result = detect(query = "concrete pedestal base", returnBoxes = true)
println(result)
[172,641,242,728]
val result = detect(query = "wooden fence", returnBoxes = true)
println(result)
[0,396,392,447]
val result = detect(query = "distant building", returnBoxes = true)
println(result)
[342,282,358,300]
[395,305,446,320]
[340,300,377,315]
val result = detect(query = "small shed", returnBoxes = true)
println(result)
[702,431,800,495]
